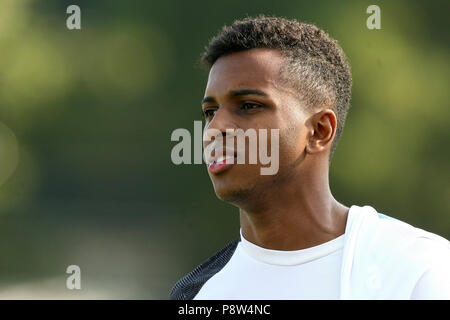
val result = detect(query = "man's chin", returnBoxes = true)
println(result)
[213,184,250,204]
[209,166,260,203]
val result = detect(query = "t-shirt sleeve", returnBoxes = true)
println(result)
[410,254,450,300]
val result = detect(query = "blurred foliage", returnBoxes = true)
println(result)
[0,0,448,298]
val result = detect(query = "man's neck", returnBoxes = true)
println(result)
[238,171,349,251]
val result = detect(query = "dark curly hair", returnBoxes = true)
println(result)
[200,15,352,159]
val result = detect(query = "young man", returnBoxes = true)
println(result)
[170,16,450,299]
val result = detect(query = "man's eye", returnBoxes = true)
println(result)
[241,102,262,111]
[203,109,217,118]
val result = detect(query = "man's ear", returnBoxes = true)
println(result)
[305,109,337,155]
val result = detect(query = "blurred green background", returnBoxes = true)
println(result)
[0,0,448,299]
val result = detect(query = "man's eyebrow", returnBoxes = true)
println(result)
[201,96,216,105]
[201,89,268,105]
[229,89,268,98]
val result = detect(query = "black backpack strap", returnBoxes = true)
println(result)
[170,239,240,300]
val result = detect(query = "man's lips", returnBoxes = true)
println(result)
[208,155,236,174]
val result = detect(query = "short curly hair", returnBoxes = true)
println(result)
[200,15,352,159]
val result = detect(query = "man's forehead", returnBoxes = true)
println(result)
[204,48,299,101]
[205,49,285,93]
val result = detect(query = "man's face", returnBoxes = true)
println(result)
[202,48,310,204]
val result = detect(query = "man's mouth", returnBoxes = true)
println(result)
[208,154,236,174]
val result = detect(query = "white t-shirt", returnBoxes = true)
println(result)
[193,208,450,300]
[194,230,344,300]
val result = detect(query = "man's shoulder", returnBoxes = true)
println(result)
[351,206,449,252]
[373,211,450,253]
[355,207,450,277]
[344,206,450,298]
[169,239,240,300]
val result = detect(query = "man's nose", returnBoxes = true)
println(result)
[205,107,238,133]
[203,107,239,149]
